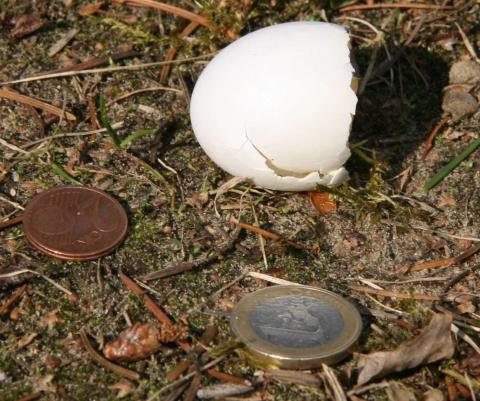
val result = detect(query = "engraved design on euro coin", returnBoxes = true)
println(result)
[249,295,345,348]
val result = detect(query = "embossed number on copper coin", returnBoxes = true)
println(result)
[23,186,128,261]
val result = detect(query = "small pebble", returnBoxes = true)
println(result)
[0,369,7,382]
[449,60,480,85]
[442,90,478,120]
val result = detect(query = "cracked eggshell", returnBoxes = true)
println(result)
[190,21,357,191]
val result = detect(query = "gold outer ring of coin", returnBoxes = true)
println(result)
[230,285,362,369]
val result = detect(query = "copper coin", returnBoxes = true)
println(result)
[22,186,128,261]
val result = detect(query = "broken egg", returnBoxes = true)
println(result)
[190,21,357,191]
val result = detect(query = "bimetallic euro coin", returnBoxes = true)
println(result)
[230,285,362,369]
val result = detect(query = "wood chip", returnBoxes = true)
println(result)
[0,88,76,121]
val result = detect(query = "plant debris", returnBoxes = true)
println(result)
[459,353,480,377]
[80,328,141,381]
[10,13,46,39]
[104,322,187,362]
[196,383,253,399]
[356,313,455,385]
[2,1,480,400]
[309,191,337,214]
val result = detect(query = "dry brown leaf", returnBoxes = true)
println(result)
[10,13,46,39]
[108,379,136,398]
[357,313,454,385]
[104,322,187,362]
[309,191,337,213]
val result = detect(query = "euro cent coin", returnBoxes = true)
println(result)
[230,285,362,369]
[23,186,128,261]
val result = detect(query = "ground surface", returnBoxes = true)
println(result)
[1,1,480,400]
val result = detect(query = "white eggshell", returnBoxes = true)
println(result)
[190,21,357,191]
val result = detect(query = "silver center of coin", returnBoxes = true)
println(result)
[249,295,344,348]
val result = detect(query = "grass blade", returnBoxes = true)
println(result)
[424,137,480,191]
[99,95,121,147]
[120,128,155,148]
[51,162,82,185]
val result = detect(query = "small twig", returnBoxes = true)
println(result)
[451,324,480,353]
[146,356,226,401]
[21,122,124,148]
[119,0,209,27]
[184,371,202,401]
[163,382,190,401]
[443,264,480,292]
[160,21,200,83]
[0,268,75,299]
[79,328,140,381]
[166,324,218,381]
[248,271,300,286]
[119,271,173,327]
[350,285,441,301]
[230,218,304,250]
[207,369,251,386]
[0,194,25,210]
[106,86,181,106]
[0,88,76,121]
[142,227,241,281]
[381,219,480,242]
[455,23,480,63]
[1,53,216,86]
[322,364,347,401]
[0,214,23,230]
[423,117,450,158]
[0,138,30,155]
[339,3,452,12]
[40,50,142,75]
[403,257,456,273]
